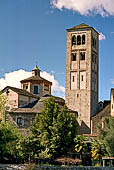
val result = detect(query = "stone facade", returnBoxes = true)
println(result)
[92,103,110,135]
[2,86,38,110]
[65,23,99,134]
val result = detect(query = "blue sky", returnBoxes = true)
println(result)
[0,0,114,101]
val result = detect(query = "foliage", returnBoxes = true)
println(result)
[0,94,7,121]
[16,134,40,162]
[98,116,114,156]
[74,135,88,160]
[74,135,88,153]
[31,97,78,159]
[91,139,107,161]
[0,122,22,161]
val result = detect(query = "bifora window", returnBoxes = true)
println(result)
[82,34,85,44]
[77,35,81,45]
[80,52,85,60]
[34,85,38,94]
[72,35,76,46]
[71,53,76,61]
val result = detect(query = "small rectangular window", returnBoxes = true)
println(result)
[71,53,76,61]
[81,75,83,81]
[44,85,49,91]
[17,117,23,126]
[72,76,75,82]
[23,84,28,90]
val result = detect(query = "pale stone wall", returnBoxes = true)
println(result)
[65,27,99,134]
[9,112,36,128]
[2,89,18,110]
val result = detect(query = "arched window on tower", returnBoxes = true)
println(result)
[72,35,76,46]
[77,35,81,45]
[82,34,86,44]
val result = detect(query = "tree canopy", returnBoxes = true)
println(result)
[31,97,78,158]
[98,116,114,157]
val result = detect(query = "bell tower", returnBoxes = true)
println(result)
[65,23,99,134]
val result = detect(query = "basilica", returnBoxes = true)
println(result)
[1,23,114,136]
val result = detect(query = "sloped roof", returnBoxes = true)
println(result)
[10,95,65,113]
[10,95,78,117]
[67,23,99,34]
[92,103,111,118]
[20,76,52,85]
[1,86,39,99]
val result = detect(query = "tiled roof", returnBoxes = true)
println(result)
[10,95,78,116]
[20,76,52,85]
[1,86,39,99]
[67,23,99,34]
[10,95,65,114]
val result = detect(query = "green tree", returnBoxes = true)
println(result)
[0,122,22,161]
[91,139,107,164]
[74,135,88,160]
[16,134,40,162]
[98,116,114,156]
[31,97,78,158]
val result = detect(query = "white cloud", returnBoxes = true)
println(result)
[99,32,106,40]
[51,0,114,16]
[0,70,65,98]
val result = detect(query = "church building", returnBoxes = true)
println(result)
[65,23,99,134]
[1,23,114,136]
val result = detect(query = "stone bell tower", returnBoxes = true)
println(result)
[65,23,99,134]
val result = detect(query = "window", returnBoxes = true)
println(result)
[23,84,28,90]
[72,76,75,82]
[17,117,23,126]
[72,35,76,46]
[80,52,85,60]
[44,85,49,91]
[77,35,81,45]
[81,75,83,81]
[82,34,85,44]
[35,71,38,76]
[71,53,76,61]
[34,86,38,94]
